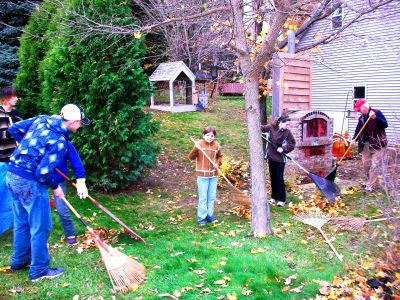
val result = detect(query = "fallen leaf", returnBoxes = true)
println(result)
[284,274,297,285]
[193,268,206,275]
[158,293,178,299]
[9,287,23,294]
[289,284,304,293]
[200,288,211,294]
[241,288,253,296]
[250,248,266,254]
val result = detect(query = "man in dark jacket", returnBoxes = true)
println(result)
[353,99,388,192]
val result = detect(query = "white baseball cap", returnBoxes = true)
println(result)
[60,104,90,125]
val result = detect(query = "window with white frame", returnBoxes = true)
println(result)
[331,6,343,29]
[347,85,366,118]
[353,85,366,107]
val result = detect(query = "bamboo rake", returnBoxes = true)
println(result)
[55,168,146,243]
[60,196,146,293]
[331,215,399,232]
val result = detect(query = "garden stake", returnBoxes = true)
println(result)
[55,168,146,244]
[262,135,340,205]
[325,115,371,181]
[60,196,146,293]
[190,137,251,207]
[330,215,400,232]
[292,212,343,262]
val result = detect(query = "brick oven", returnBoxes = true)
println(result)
[271,52,334,178]
[285,110,334,178]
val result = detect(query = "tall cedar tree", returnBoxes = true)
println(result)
[0,1,41,89]
[16,0,159,190]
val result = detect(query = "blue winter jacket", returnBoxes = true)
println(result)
[8,115,70,189]
[51,141,86,184]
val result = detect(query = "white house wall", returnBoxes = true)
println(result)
[297,1,400,144]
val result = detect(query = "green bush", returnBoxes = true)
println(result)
[16,0,159,189]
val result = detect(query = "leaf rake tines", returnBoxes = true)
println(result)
[292,212,343,262]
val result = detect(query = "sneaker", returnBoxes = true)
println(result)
[66,236,77,245]
[364,186,373,193]
[30,268,64,282]
[10,262,30,272]
[269,198,276,205]
[277,201,286,207]
[206,216,218,223]
[198,221,206,227]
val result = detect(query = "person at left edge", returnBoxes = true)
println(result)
[6,104,90,282]
[50,140,89,245]
[0,86,22,235]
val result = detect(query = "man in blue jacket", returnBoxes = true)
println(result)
[6,104,90,282]
[353,99,388,193]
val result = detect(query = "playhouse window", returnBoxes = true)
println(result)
[331,6,343,29]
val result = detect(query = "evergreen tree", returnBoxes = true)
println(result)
[14,0,56,116]
[0,1,40,89]
[17,0,159,189]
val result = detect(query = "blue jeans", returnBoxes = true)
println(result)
[6,172,52,279]
[0,163,13,235]
[53,182,75,238]
[197,176,218,223]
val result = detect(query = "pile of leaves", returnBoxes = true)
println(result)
[231,206,251,220]
[315,244,400,299]
[288,191,348,217]
[218,156,249,188]
[80,227,121,249]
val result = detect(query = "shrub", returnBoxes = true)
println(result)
[17,0,159,189]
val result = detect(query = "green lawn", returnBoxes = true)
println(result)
[0,96,395,299]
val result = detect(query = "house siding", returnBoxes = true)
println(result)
[297,1,400,144]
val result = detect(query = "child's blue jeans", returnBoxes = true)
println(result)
[53,181,76,238]
[197,176,217,223]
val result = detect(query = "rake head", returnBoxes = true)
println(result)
[292,212,331,229]
[98,241,146,293]
[230,185,251,207]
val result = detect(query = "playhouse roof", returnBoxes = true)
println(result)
[149,61,195,82]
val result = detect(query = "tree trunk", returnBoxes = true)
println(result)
[244,78,272,237]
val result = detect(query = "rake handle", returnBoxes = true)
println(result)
[60,195,110,253]
[365,216,399,223]
[55,168,146,244]
[317,227,343,262]
[337,115,371,165]
[261,135,310,174]
[189,136,234,187]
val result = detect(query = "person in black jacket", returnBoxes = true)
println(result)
[0,86,22,235]
[353,99,388,193]
[261,115,296,207]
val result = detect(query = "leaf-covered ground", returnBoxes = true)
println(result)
[0,96,398,299]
